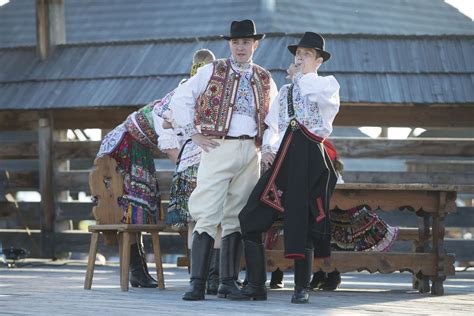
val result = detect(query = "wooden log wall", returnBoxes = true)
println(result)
[0,108,473,260]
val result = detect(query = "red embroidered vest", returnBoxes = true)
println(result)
[194,59,272,146]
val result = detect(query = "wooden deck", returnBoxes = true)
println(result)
[1,260,473,315]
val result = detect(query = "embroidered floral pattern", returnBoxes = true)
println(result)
[278,84,322,134]
[97,123,126,157]
[109,133,161,224]
[234,71,255,117]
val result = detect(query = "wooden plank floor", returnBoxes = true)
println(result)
[1,260,473,315]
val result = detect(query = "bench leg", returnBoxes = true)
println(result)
[413,214,431,293]
[431,208,446,296]
[179,230,190,273]
[151,232,165,289]
[120,232,131,291]
[84,232,99,290]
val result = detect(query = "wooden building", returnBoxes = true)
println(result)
[0,0,473,261]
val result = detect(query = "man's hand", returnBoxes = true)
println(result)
[261,152,275,169]
[191,133,220,152]
[286,63,301,80]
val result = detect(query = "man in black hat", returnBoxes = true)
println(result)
[229,32,340,303]
[169,19,277,301]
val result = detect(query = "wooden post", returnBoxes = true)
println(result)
[39,111,56,258]
[36,0,65,60]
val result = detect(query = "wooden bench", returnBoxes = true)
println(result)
[266,183,459,295]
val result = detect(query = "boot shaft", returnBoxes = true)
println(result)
[219,232,242,281]
[243,240,267,286]
[190,232,215,281]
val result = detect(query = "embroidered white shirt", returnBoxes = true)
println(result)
[262,72,340,153]
[170,59,278,138]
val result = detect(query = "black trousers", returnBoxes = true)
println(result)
[239,124,337,258]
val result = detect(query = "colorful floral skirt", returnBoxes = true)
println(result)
[264,205,398,252]
[109,132,161,224]
[330,205,398,252]
[165,163,199,229]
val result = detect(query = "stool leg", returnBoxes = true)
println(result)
[121,232,131,291]
[84,232,99,289]
[151,232,165,289]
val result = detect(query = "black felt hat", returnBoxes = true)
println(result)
[288,32,331,62]
[221,19,265,40]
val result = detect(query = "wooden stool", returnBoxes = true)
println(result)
[84,223,166,291]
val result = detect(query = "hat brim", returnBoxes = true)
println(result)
[287,44,331,62]
[221,33,265,41]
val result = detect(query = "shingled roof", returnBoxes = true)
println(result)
[0,0,473,110]
[1,0,473,48]
[1,33,473,110]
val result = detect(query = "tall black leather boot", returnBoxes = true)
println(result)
[182,232,214,300]
[291,248,313,304]
[217,232,243,298]
[228,240,267,301]
[130,243,158,288]
[206,248,220,295]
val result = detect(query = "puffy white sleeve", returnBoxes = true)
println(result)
[297,73,340,137]
[169,63,213,138]
[262,86,283,154]
[153,113,181,151]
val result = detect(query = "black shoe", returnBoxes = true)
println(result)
[182,232,214,301]
[321,271,341,291]
[290,248,313,304]
[269,268,284,289]
[309,270,327,290]
[207,248,220,295]
[291,286,310,304]
[130,243,157,288]
[227,240,267,301]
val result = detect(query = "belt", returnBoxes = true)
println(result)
[209,135,254,140]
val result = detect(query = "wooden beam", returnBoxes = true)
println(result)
[2,170,39,191]
[266,250,456,276]
[330,137,474,158]
[378,206,474,228]
[5,169,472,195]
[334,104,474,128]
[53,107,139,129]
[38,111,56,258]
[54,141,167,160]
[0,111,38,131]
[342,171,474,187]
[36,0,65,60]
[3,137,471,161]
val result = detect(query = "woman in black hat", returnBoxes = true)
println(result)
[230,32,340,304]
